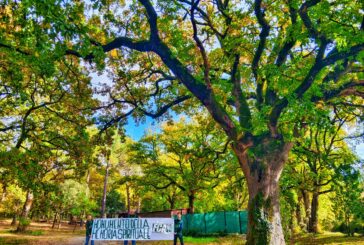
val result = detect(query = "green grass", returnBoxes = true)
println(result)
[0,237,28,245]
[4,229,44,236]
[25,230,44,236]
[293,232,364,245]
[184,236,218,243]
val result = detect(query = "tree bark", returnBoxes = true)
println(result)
[126,182,131,214]
[296,202,302,228]
[86,169,91,186]
[301,189,310,230]
[308,191,319,233]
[101,160,109,218]
[57,214,62,229]
[233,139,292,245]
[0,184,7,203]
[167,195,175,210]
[17,190,34,232]
[188,192,195,214]
[52,212,58,229]
[137,197,141,213]
[11,214,17,226]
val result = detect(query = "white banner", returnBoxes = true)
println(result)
[91,218,174,241]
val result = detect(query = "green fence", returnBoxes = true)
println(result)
[182,211,248,235]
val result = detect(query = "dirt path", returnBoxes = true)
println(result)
[0,219,244,244]
[2,219,363,244]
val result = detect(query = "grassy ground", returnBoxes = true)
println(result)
[0,219,363,244]
[291,232,364,245]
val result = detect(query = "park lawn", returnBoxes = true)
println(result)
[1,220,364,244]
[292,232,364,245]
[0,219,246,244]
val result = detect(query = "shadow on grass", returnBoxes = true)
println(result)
[292,233,364,245]
[0,237,28,245]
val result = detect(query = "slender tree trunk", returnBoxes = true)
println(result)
[52,212,58,229]
[69,214,74,224]
[137,197,141,213]
[11,214,17,226]
[188,192,195,214]
[17,190,34,232]
[57,212,62,229]
[0,184,7,203]
[126,182,131,214]
[308,191,319,233]
[233,139,293,245]
[296,203,302,228]
[301,189,310,230]
[167,195,175,210]
[86,169,91,186]
[101,161,109,218]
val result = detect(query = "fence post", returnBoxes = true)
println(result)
[238,211,242,234]
[186,214,189,233]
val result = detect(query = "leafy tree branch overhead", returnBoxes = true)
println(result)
[0,0,363,244]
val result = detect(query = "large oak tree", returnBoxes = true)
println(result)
[1,0,363,244]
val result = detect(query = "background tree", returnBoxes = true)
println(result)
[1,0,363,243]
[332,164,364,236]
[292,114,358,233]
[132,115,230,213]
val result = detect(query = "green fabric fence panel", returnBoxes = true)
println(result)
[182,210,248,235]
[226,211,240,233]
[183,213,205,234]
[205,212,225,233]
[239,211,248,234]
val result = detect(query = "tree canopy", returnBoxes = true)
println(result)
[0,0,363,244]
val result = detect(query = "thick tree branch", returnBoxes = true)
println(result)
[190,0,212,88]
[139,95,192,118]
[15,92,66,148]
[299,0,329,42]
[66,38,152,60]
[0,42,31,56]
[312,80,364,102]
[253,0,270,107]
[231,55,252,130]
[0,125,21,132]
[275,1,298,67]
[138,0,159,41]
[322,44,364,67]
[269,42,328,133]
[318,188,333,195]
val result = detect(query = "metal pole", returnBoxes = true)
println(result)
[186,213,189,233]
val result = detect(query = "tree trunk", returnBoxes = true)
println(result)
[86,169,91,185]
[126,182,131,214]
[101,161,109,218]
[232,139,292,245]
[188,192,195,214]
[167,195,175,210]
[52,212,58,229]
[296,203,302,227]
[296,195,302,228]
[137,197,141,213]
[0,184,7,203]
[308,191,319,233]
[301,189,310,229]
[57,213,62,229]
[17,190,34,232]
[11,214,17,226]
